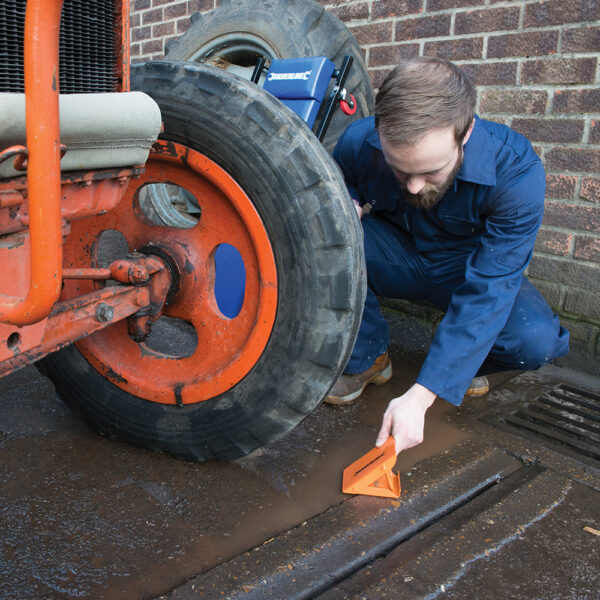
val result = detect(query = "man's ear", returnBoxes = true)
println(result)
[462,119,475,146]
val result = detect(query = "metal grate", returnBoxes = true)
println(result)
[0,0,119,94]
[498,383,600,464]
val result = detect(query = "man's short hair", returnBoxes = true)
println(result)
[375,57,476,146]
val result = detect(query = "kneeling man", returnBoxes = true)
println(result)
[326,57,569,454]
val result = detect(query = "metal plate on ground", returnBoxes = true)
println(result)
[489,383,600,466]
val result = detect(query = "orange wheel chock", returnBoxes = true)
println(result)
[342,436,401,499]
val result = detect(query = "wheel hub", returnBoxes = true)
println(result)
[138,243,182,305]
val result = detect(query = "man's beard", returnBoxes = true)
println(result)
[401,150,463,209]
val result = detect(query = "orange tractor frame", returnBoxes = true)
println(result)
[0,0,277,395]
[0,0,142,364]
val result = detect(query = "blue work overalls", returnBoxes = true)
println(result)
[333,116,569,406]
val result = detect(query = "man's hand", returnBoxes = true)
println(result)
[352,198,363,219]
[376,383,436,455]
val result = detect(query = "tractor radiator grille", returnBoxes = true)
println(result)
[0,0,119,94]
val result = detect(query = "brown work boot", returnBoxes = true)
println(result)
[465,375,489,397]
[325,352,392,405]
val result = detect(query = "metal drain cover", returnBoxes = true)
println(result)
[493,383,600,465]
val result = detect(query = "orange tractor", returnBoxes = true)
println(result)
[0,0,366,460]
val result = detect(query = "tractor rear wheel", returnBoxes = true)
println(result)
[165,0,374,151]
[39,61,365,461]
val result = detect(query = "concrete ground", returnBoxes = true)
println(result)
[1,319,599,599]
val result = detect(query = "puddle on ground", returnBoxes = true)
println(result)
[0,352,469,599]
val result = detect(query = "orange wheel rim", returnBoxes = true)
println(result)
[69,141,277,405]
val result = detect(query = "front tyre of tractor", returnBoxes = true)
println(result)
[39,61,366,461]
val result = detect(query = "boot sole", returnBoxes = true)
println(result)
[465,377,490,397]
[324,362,393,406]
[465,385,490,397]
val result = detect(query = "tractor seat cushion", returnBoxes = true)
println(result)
[0,91,161,179]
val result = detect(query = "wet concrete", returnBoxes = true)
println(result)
[439,480,600,600]
[0,351,471,599]
[320,470,600,600]
[169,445,524,599]
[1,349,599,599]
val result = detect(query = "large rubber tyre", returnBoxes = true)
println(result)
[165,0,374,152]
[39,61,366,461]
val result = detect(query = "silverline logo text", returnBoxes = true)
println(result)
[267,70,312,81]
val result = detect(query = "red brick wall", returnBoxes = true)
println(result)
[130,0,600,371]
[130,0,217,57]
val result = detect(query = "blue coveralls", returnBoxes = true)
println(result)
[333,115,569,406]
